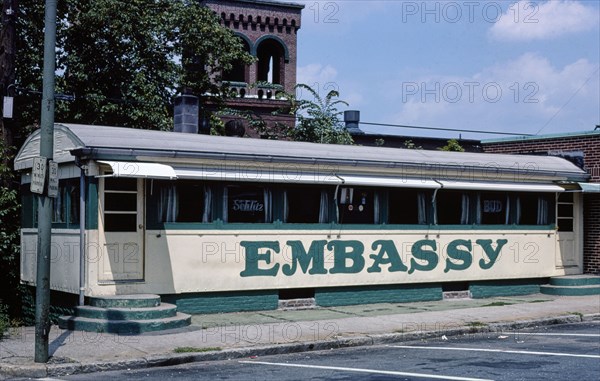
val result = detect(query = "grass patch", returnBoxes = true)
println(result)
[174,346,222,353]
[528,299,550,303]
[568,311,584,319]
[466,321,487,328]
[0,303,8,340]
[481,301,514,307]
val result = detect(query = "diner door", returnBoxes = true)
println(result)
[555,192,580,272]
[99,177,145,282]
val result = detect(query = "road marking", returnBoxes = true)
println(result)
[390,345,600,359]
[239,360,494,381]
[511,333,600,337]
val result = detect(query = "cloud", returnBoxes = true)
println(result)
[297,63,364,107]
[390,53,599,137]
[489,0,599,41]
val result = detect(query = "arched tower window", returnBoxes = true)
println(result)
[223,37,251,83]
[256,39,286,85]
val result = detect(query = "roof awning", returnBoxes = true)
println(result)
[578,182,600,193]
[174,167,440,188]
[98,161,177,180]
[438,180,564,192]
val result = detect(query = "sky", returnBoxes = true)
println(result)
[293,0,600,140]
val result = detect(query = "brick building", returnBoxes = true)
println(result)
[201,0,304,137]
[482,130,600,274]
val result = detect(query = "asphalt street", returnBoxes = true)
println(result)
[24,321,599,381]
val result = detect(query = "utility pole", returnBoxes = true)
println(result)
[35,0,57,363]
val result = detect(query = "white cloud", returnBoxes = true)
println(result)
[297,63,364,107]
[390,53,599,137]
[490,0,599,41]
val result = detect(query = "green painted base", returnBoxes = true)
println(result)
[469,279,545,298]
[315,284,443,307]
[549,275,600,287]
[58,313,191,334]
[75,303,177,320]
[89,294,161,308]
[540,284,600,296]
[162,290,279,314]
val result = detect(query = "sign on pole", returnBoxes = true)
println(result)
[31,157,47,195]
[47,161,59,198]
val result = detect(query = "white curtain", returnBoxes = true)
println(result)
[283,191,289,223]
[460,194,470,225]
[319,190,329,223]
[537,196,549,225]
[264,188,272,223]
[158,184,178,223]
[475,193,482,224]
[222,187,229,223]
[202,185,212,223]
[417,192,427,225]
[515,196,522,224]
[373,192,380,224]
[505,195,511,225]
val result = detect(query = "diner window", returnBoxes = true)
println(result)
[224,184,272,223]
[388,189,431,224]
[51,179,80,227]
[557,193,574,232]
[517,193,555,225]
[337,187,378,224]
[435,190,463,225]
[283,186,331,223]
[154,180,212,223]
[480,192,506,225]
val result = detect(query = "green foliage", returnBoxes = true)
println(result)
[403,140,422,150]
[374,138,385,147]
[0,138,22,319]
[0,303,9,339]
[279,84,354,145]
[15,0,254,130]
[440,138,465,152]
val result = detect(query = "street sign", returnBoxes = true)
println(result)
[3,96,14,119]
[48,161,59,198]
[31,157,47,195]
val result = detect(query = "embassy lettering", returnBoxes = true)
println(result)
[240,239,508,277]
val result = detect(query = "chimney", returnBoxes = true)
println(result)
[344,110,363,135]
[174,94,199,133]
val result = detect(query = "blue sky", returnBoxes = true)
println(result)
[293,0,600,140]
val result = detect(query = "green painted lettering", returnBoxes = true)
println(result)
[367,240,408,273]
[444,239,473,273]
[282,240,328,276]
[477,239,508,270]
[328,240,365,274]
[409,239,438,274]
[240,241,280,277]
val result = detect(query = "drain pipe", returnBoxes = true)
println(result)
[75,159,86,306]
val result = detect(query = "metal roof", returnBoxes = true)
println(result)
[14,123,588,182]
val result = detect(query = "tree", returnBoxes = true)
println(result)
[440,138,465,152]
[14,0,254,131]
[280,83,353,145]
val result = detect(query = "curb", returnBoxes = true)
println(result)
[2,313,599,378]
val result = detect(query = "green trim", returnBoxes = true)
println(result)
[316,284,443,307]
[540,284,600,296]
[482,130,600,144]
[162,290,278,314]
[156,222,555,231]
[549,276,600,286]
[86,178,98,229]
[470,279,546,298]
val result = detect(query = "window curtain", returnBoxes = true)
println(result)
[373,192,380,224]
[264,188,273,223]
[158,184,178,222]
[319,190,329,223]
[222,187,229,223]
[460,194,470,224]
[417,192,427,225]
[515,196,522,224]
[505,195,511,225]
[52,187,65,223]
[202,185,212,223]
[474,193,482,224]
[283,191,289,223]
[537,196,549,225]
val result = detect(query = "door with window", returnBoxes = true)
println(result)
[555,193,580,272]
[99,177,144,282]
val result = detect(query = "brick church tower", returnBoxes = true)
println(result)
[201,0,304,138]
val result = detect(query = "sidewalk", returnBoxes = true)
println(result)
[1,294,599,378]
